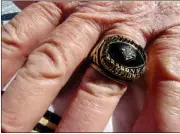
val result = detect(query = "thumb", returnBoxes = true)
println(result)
[132,26,180,132]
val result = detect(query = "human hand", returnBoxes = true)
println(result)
[2,1,180,132]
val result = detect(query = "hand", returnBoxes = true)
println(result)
[2,1,180,132]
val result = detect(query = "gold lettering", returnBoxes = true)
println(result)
[114,66,121,74]
[120,66,125,71]
[119,69,125,76]
[122,72,128,78]
[127,73,131,78]
[131,74,136,79]
[136,68,141,73]
[125,68,129,72]
[130,69,135,74]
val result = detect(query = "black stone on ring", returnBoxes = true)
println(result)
[88,35,147,84]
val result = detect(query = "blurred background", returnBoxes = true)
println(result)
[2,1,21,24]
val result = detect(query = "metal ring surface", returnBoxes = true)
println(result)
[88,35,147,84]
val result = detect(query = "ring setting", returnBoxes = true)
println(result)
[89,35,147,84]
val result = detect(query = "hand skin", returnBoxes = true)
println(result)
[2,1,180,132]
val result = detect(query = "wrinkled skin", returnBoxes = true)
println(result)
[2,1,180,132]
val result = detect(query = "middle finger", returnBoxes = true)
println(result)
[2,7,101,133]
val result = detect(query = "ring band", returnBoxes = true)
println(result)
[88,35,147,84]
[32,110,61,133]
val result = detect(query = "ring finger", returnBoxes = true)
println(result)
[56,1,180,131]
[3,1,179,132]
[56,24,148,132]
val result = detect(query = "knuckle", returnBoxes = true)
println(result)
[2,2,63,58]
[116,1,156,14]
[31,1,62,26]
[2,19,28,57]
[149,29,180,82]
[80,68,126,98]
[157,1,180,16]
[45,16,100,66]
[25,43,67,80]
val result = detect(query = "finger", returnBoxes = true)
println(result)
[2,1,77,87]
[45,66,145,132]
[113,79,145,132]
[36,64,88,132]
[30,66,86,133]
[52,62,89,116]
[55,22,149,132]
[56,67,127,132]
[55,2,180,131]
[13,1,37,9]
[133,26,180,132]
[2,15,101,132]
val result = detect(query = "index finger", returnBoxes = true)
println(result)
[2,1,78,87]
